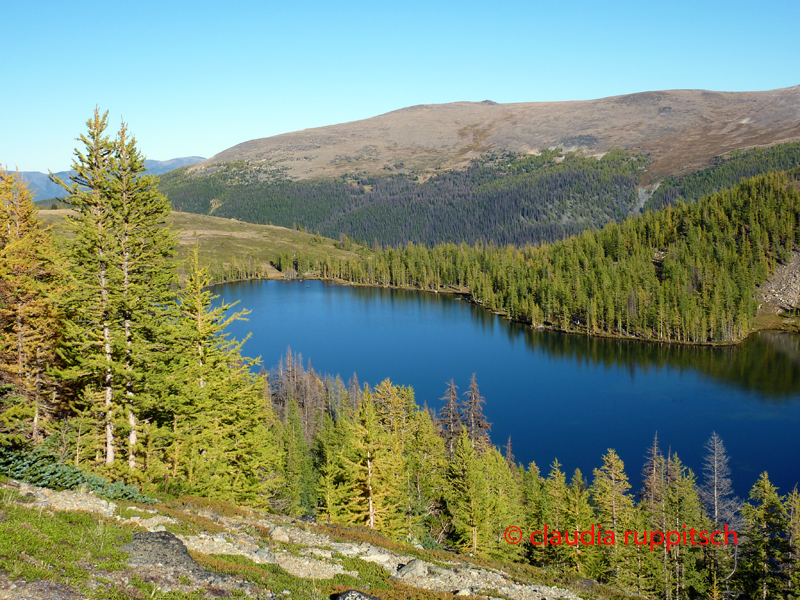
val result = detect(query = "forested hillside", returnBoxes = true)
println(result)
[159,149,647,246]
[645,141,800,210]
[161,142,800,249]
[283,171,800,344]
[3,113,800,600]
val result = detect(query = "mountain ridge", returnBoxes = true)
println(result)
[19,156,206,200]
[193,85,800,182]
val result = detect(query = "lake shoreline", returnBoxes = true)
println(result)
[212,272,799,348]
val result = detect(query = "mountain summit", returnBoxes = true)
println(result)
[194,86,800,181]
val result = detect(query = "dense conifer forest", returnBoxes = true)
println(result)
[3,113,800,599]
[159,149,648,246]
[279,170,800,344]
[645,142,800,211]
[159,142,800,250]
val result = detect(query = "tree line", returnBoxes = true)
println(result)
[2,112,799,599]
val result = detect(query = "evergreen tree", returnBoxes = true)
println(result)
[107,120,176,470]
[314,412,351,524]
[405,408,448,545]
[591,449,638,592]
[340,392,404,535]
[662,454,710,600]
[439,379,462,456]
[564,468,604,576]
[483,446,525,560]
[167,245,282,505]
[738,472,790,600]
[52,110,177,473]
[282,397,316,516]
[51,109,118,466]
[462,374,490,453]
[0,168,62,444]
[447,428,489,554]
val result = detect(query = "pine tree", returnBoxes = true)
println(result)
[282,397,316,516]
[540,458,570,568]
[591,449,637,591]
[340,393,404,535]
[447,428,489,554]
[51,109,118,466]
[663,454,710,600]
[314,412,352,524]
[52,110,177,473]
[738,472,790,600]
[405,408,447,544]
[107,120,176,470]
[0,168,62,444]
[483,446,525,560]
[462,374,490,453]
[564,468,604,576]
[439,379,462,456]
[167,245,282,505]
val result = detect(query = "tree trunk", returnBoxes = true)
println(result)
[367,451,375,529]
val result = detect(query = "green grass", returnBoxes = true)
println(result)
[0,491,132,593]
[36,208,366,282]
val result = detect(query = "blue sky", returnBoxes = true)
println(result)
[3,0,798,173]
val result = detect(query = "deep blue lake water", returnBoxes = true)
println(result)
[216,279,800,498]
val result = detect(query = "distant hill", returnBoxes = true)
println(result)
[158,86,800,248]
[20,156,205,201]
[191,86,800,182]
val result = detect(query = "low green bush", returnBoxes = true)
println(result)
[0,446,155,504]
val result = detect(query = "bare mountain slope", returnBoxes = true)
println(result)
[196,86,800,181]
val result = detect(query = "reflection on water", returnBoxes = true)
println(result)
[514,328,800,401]
[219,280,800,496]
[345,283,800,400]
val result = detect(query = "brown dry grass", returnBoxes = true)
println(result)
[193,86,800,183]
[36,209,365,280]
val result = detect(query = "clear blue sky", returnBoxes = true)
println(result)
[3,0,798,173]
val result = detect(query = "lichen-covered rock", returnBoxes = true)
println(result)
[396,558,428,578]
[275,553,359,579]
[336,591,384,600]
[120,531,204,572]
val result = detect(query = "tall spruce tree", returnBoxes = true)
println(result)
[340,392,404,534]
[52,110,176,472]
[52,109,118,466]
[107,121,176,470]
[447,428,489,554]
[405,408,448,544]
[591,449,638,591]
[738,472,790,600]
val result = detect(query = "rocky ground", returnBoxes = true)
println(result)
[758,251,800,314]
[0,480,587,600]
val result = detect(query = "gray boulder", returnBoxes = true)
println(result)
[396,558,428,578]
[336,591,384,600]
[120,531,204,573]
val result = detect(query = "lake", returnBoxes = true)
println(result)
[216,279,800,498]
